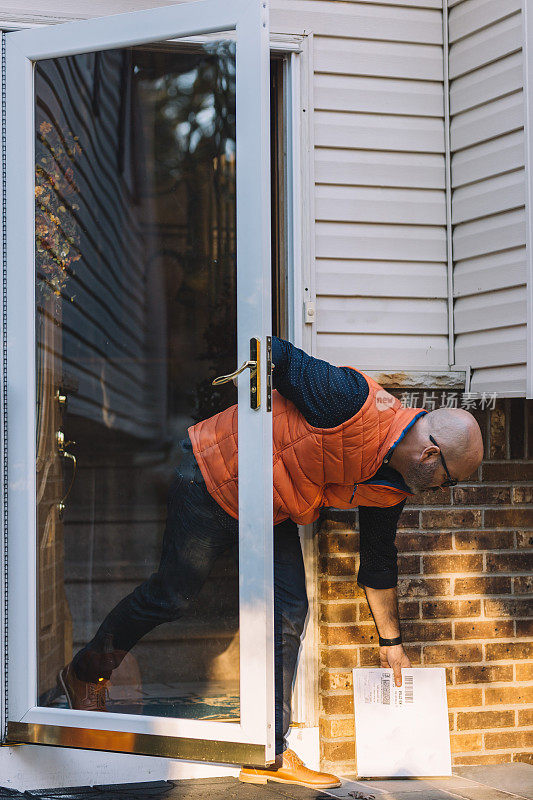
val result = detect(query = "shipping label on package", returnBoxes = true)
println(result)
[361,671,414,707]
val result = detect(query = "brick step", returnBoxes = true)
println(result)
[64,504,166,524]
[73,616,239,646]
[64,523,163,573]
[68,464,171,506]
[73,628,240,684]
[63,505,238,581]
[65,553,238,582]
[65,575,239,638]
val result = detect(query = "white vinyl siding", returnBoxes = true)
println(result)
[3,0,533,395]
[2,0,449,375]
[449,0,528,395]
[272,0,449,371]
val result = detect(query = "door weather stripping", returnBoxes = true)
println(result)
[1,30,8,744]
[266,335,272,412]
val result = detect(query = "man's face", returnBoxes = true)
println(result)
[403,457,440,492]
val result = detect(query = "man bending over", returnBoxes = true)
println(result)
[59,338,483,789]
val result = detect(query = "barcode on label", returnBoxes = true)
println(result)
[381,675,391,705]
[404,674,414,703]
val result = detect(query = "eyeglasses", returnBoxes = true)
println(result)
[429,434,457,488]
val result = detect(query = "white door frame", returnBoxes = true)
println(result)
[280,37,319,733]
[4,0,274,766]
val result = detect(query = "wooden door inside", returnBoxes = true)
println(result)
[36,293,73,701]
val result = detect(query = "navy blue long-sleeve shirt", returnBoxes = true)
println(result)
[271,337,409,590]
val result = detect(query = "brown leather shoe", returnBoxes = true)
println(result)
[239,748,341,789]
[57,662,109,712]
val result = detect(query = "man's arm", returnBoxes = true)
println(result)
[363,585,411,687]
[271,339,411,682]
[271,337,369,427]
[358,503,411,686]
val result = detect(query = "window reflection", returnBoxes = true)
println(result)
[36,41,240,720]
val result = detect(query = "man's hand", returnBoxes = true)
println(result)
[380,643,411,687]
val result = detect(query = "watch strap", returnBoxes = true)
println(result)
[378,634,402,647]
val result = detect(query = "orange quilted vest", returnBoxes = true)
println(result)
[188,370,426,525]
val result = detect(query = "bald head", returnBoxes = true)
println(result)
[423,408,484,480]
[390,408,484,491]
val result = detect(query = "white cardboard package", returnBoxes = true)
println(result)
[353,667,452,778]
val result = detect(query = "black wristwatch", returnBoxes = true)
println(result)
[378,634,402,647]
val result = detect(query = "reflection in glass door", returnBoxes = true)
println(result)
[8,0,273,764]
[35,41,242,721]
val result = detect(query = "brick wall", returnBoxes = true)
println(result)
[318,399,533,774]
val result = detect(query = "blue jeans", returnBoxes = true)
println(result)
[73,445,309,756]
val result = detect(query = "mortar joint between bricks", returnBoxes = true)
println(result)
[320,736,353,743]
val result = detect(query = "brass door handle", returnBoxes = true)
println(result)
[57,451,77,520]
[212,338,261,409]
[56,429,75,452]
[56,428,77,519]
[212,359,256,386]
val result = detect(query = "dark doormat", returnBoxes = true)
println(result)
[0,780,334,800]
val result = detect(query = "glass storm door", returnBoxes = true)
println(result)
[6,0,274,765]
